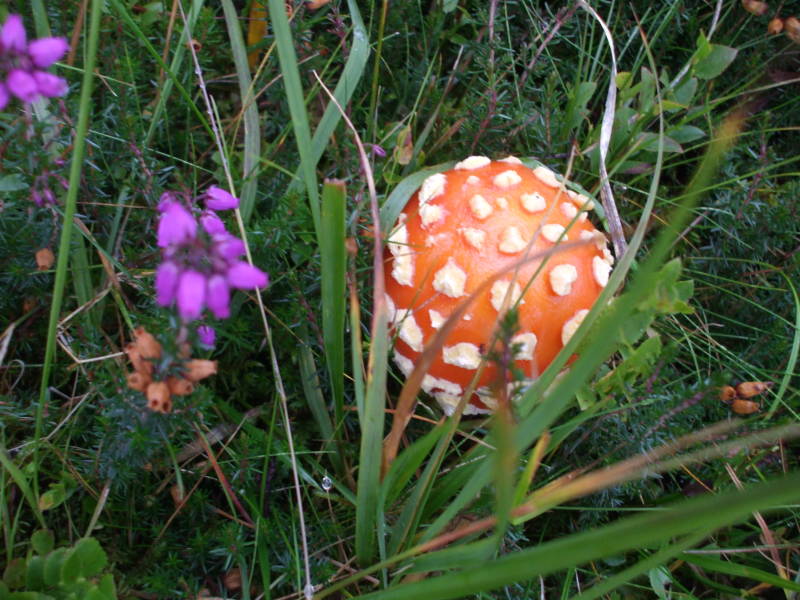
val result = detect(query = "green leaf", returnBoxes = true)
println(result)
[3,559,26,589]
[43,549,67,587]
[563,80,597,134]
[639,133,683,154]
[648,566,672,599]
[0,175,27,192]
[668,125,705,144]
[61,538,107,582]
[24,556,45,592]
[694,44,738,80]
[30,530,54,556]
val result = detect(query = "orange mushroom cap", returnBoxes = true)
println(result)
[384,156,614,415]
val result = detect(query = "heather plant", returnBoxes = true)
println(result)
[1,2,799,599]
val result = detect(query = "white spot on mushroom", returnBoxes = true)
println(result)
[396,310,424,352]
[391,253,414,287]
[419,203,444,228]
[384,293,396,322]
[567,189,595,210]
[419,173,447,205]
[580,230,607,250]
[459,227,486,250]
[393,352,414,378]
[495,196,509,209]
[433,258,467,298]
[520,192,546,213]
[422,375,462,396]
[454,155,491,170]
[512,332,538,360]
[475,388,498,410]
[549,264,578,296]
[465,175,481,186]
[387,220,407,257]
[499,226,527,254]
[593,255,611,287]
[434,392,489,416]
[442,342,482,369]
[493,170,522,189]
[533,165,561,188]
[542,224,567,243]
[469,194,493,220]
[560,202,578,220]
[561,309,589,346]
[499,156,522,164]
[425,233,448,247]
[490,280,524,312]
[603,245,615,265]
[429,309,446,329]
[463,314,472,321]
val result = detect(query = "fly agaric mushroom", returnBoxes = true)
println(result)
[384,156,614,415]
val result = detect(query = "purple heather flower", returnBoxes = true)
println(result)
[7,69,37,101]
[32,71,67,97]
[226,262,269,290]
[157,202,197,247]
[206,275,231,319]
[0,83,8,110]
[200,210,227,235]
[0,15,26,53]
[216,236,246,261]
[177,270,206,321]
[205,186,239,211]
[27,37,69,68]
[155,261,181,306]
[197,325,216,348]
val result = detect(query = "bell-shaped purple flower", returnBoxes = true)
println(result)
[200,210,227,235]
[216,236,246,261]
[177,270,206,321]
[155,261,181,306]
[157,202,197,248]
[0,83,8,111]
[226,262,269,290]
[1,15,26,53]
[7,70,38,102]
[205,186,239,211]
[197,325,216,348]
[206,275,231,319]
[27,37,69,68]
[32,71,67,97]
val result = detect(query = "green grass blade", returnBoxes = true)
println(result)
[358,473,800,600]
[221,0,261,223]
[267,0,321,235]
[309,0,369,164]
[35,0,104,488]
[107,0,214,141]
[0,443,46,529]
[143,0,204,148]
[356,306,389,566]
[319,180,347,433]
[683,553,800,593]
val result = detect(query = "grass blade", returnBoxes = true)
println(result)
[319,179,347,435]
[221,0,261,223]
[357,473,800,600]
[267,0,321,234]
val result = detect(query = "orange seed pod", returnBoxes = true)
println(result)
[731,399,760,415]
[134,327,162,359]
[183,359,218,382]
[735,381,772,398]
[742,0,769,16]
[719,385,737,403]
[146,381,171,413]
[35,248,55,271]
[768,17,784,34]
[167,376,194,396]
[127,371,152,392]
[124,342,153,375]
[785,16,800,42]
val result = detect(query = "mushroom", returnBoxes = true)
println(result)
[384,156,614,415]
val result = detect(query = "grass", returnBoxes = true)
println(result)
[1,1,799,598]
